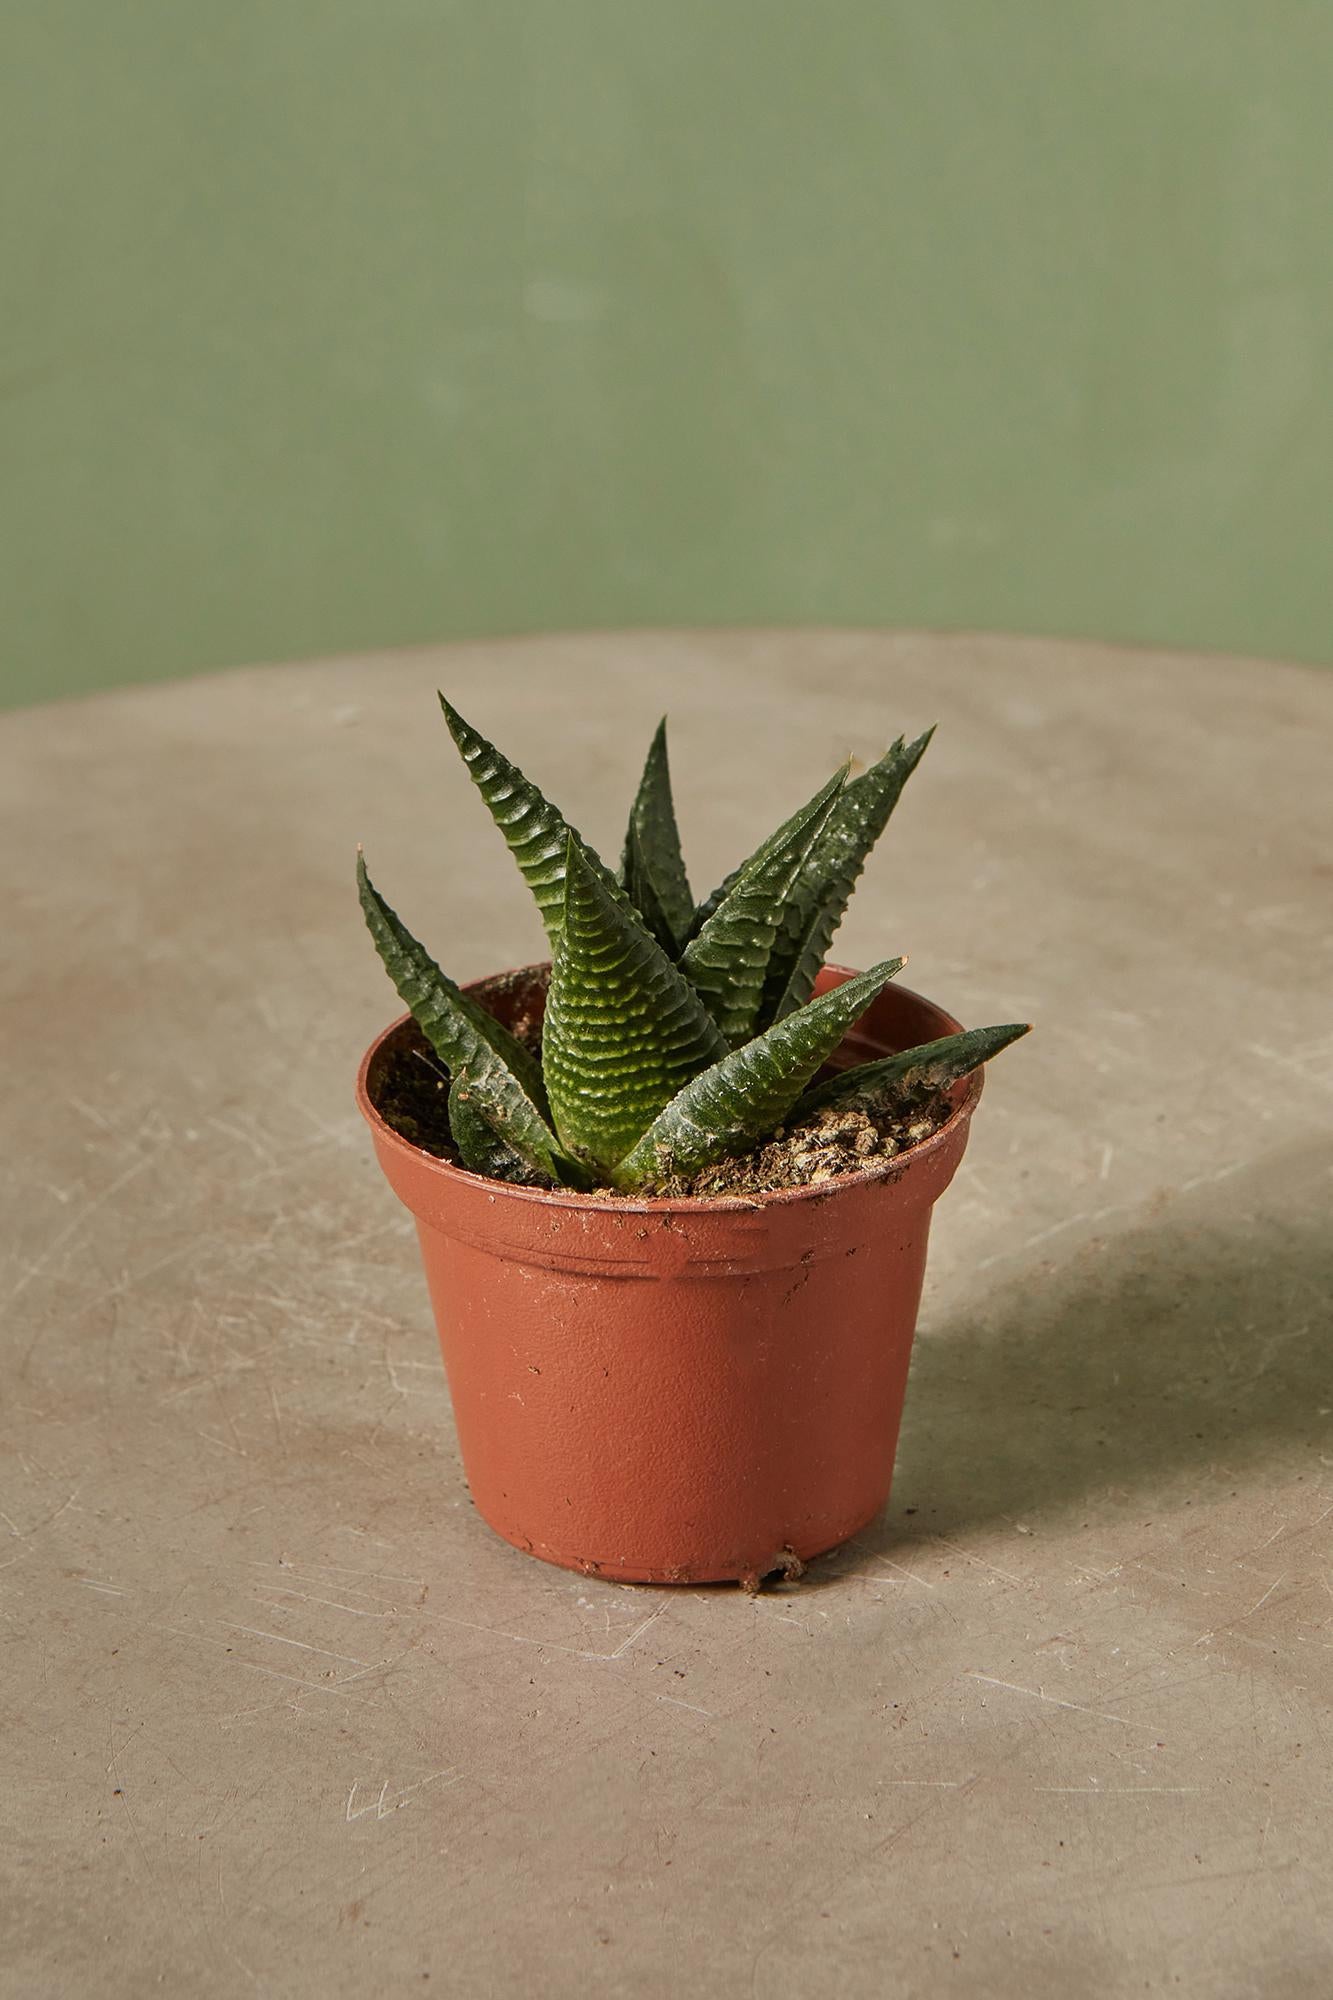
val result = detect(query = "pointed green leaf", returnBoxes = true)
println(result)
[620,718,693,950]
[612,958,906,1192]
[358,853,582,1186]
[543,836,728,1175]
[762,728,934,1028]
[439,696,624,947]
[793,1021,1031,1119]
[679,766,848,1046]
[622,814,682,956]
[448,1076,542,1184]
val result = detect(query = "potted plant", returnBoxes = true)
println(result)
[356,700,1027,1588]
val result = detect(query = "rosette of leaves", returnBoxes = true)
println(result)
[358,700,1028,1194]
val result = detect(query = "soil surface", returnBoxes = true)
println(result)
[645,1089,950,1199]
[370,1020,951,1197]
[371,1026,458,1161]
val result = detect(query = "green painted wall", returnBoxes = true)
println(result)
[5,3,1331,707]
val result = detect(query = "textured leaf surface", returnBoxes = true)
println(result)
[448,1077,540,1184]
[543,837,728,1174]
[613,958,906,1191]
[763,728,934,1027]
[680,766,848,1046]
[621,718,693,950]
[358,854,578,1185]
[439,696,623,947]
[793,1021,1031,1118]
[621,815,681,956]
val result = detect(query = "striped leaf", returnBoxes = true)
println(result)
[448,1076,542,1184]
[679,766,848,1046]
[358,854,581,1187]
[762,728,934,1028]
[612,958,906,1192]
[439,696,623,947]
[543,836,728,1175]
[622,815,681,957]
[620,717,693,951]
[793,1021,1031,1119]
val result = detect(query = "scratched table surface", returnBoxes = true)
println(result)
[3,631,1331,1998]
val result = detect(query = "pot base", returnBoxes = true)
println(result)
[474,1502,885,1590]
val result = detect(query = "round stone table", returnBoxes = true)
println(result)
[4,631,1330,1997]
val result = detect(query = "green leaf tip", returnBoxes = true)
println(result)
[794,1020,1031,1119]
[620,716,693,953]
[542,833,728,1175]
[437,693,625,948]
[761,726,935,1028]
[357,850,582,1187]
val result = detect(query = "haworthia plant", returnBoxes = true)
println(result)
[620,718,694,953]
[678,765,848,1048]
[762,729,934,1028]
[447,1075,541,1185]
[543,837,727,1175]
[438,694,629,947]
[612,956,907,1192]
[357,852,578,1186]
[359,701,1030,1194]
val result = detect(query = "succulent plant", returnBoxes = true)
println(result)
[358,700,1028,1194]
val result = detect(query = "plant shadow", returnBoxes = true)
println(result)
[813,1137,1332,1577]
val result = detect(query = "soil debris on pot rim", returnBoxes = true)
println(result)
[369,1019,951,1197]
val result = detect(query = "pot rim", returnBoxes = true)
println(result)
[355,965,984,1216]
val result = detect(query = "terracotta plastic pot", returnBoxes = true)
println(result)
[357,964,982,1587]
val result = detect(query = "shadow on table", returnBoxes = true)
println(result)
[845,1137,1332,1562]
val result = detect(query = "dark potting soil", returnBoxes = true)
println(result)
[371,1027,458,1161]
[371,1020,951,1198]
